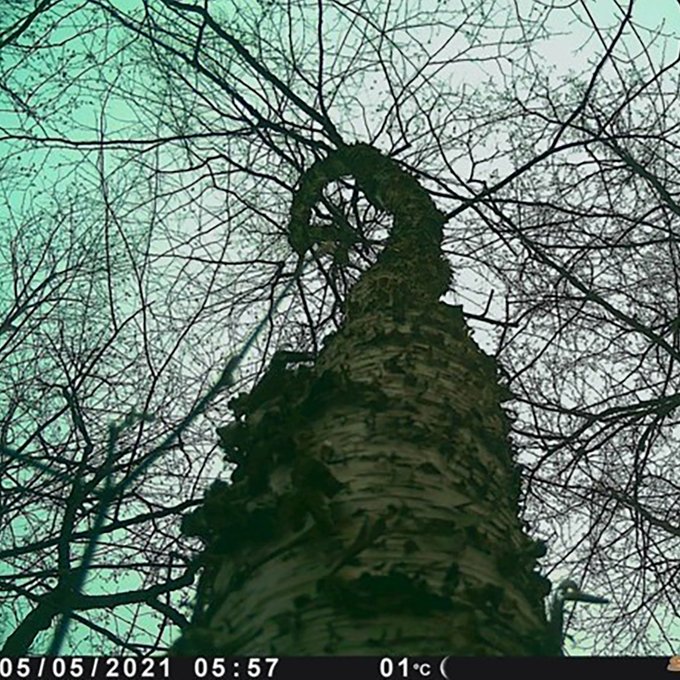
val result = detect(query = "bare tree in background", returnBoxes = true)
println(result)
[0,0,678,655]
[0,123,210,653]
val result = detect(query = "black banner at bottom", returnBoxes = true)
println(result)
[0,656,676,680]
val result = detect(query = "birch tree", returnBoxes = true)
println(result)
[1,0,678,656]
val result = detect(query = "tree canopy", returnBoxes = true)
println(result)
[0,0,678,655]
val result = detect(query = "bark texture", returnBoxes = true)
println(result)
[173,143,558,655]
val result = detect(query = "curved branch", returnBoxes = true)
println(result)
[288,143,445,257]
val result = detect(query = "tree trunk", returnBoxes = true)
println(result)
[173,144,557,655]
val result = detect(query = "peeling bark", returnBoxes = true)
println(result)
[173,144,558,655]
